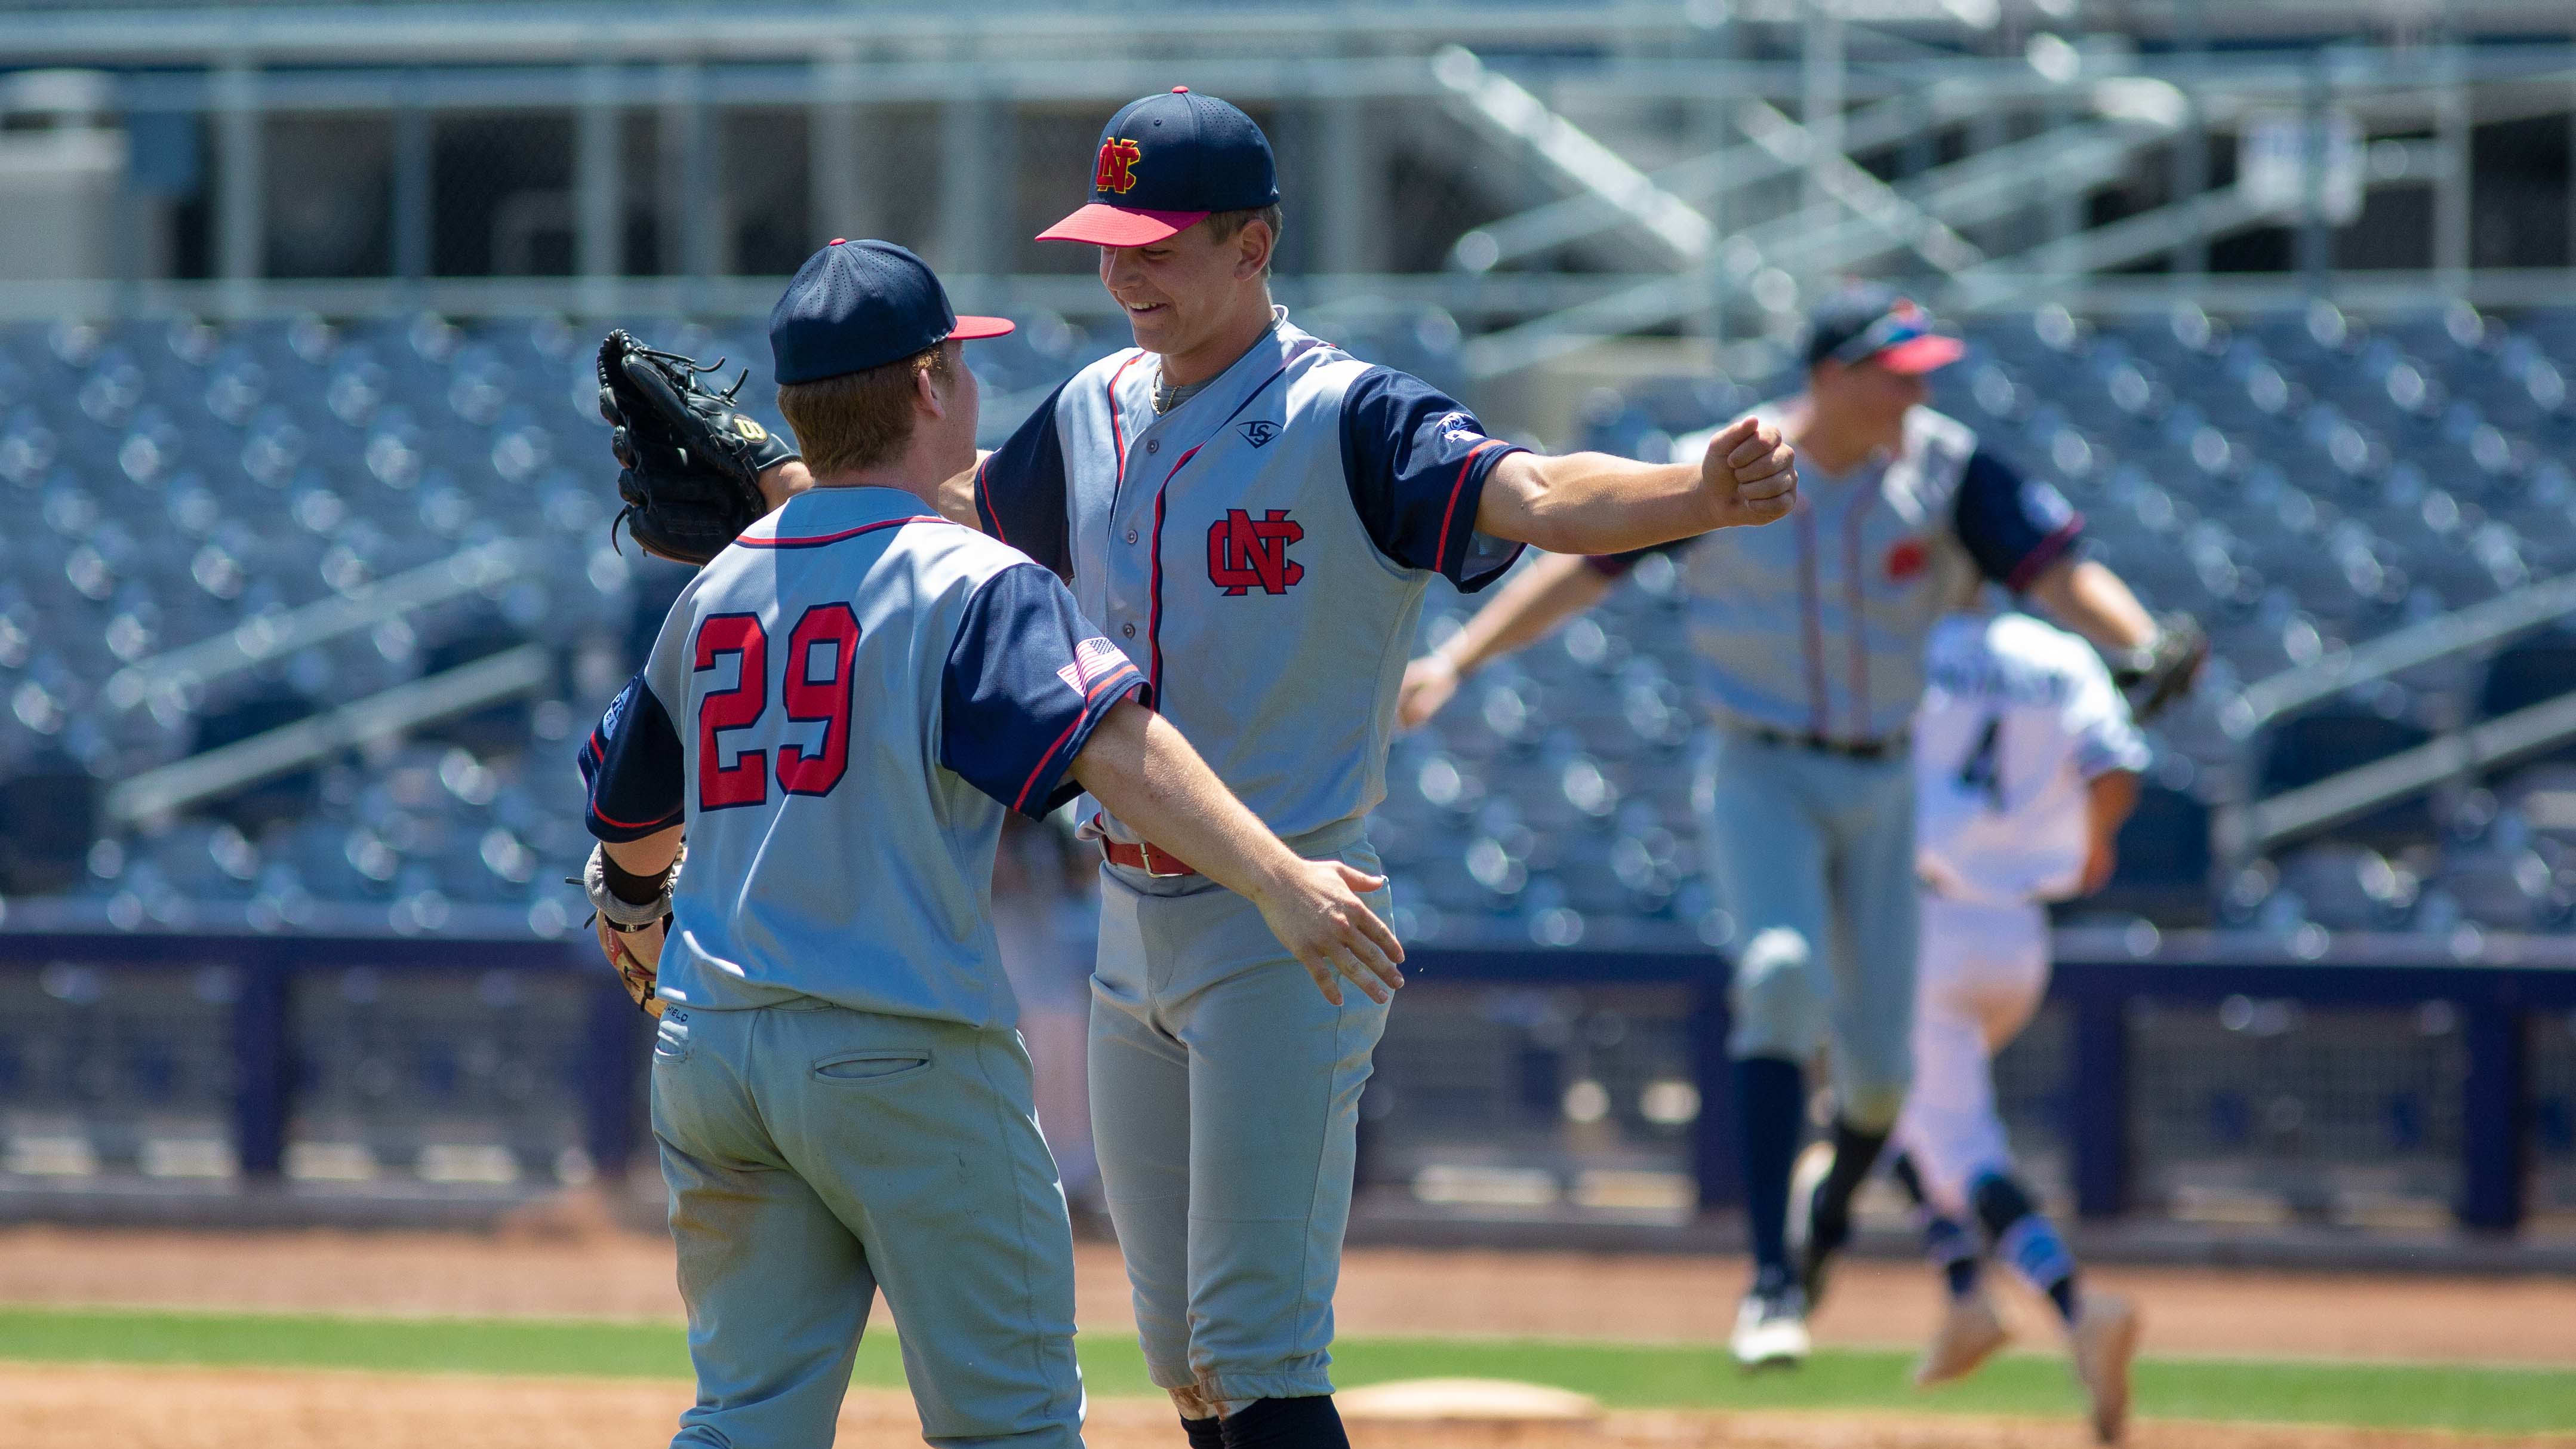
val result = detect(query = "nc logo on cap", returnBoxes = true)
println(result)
[1094,138,1143,195]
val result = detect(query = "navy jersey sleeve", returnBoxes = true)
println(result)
[1953,449,2085,590]
[1338,367,1529,592]
[579,674,685,843]
[940,564,1146,817]
[972,382,1073,580]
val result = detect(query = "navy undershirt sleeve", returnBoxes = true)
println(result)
[1953,448,2085,590]
[940,564,1146,817]
[974,382,1073,581]
[1338,367,1528,592]
[580,674,686,843]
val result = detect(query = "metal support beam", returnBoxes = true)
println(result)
[809,44,864,250]
[390,85,433,284]
[1430,45,1710,267]
[937,94,998,278]
[2436,47,2474,287]
[2222,571,2576,736]
[575,63,623,312]
[230,958,291,1180]
[104,540,532,715]
[213,58,263,314]
[2221,688,2576,857]
[107,644,555,826]
[658,61,709,282]
[1800,0,1843,274]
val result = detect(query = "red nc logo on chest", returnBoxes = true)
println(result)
[1207,508,1304,595]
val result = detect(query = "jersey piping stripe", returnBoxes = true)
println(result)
[1105,352,1144,500]
[1792,499,1829,736]
[1840,486,1872,743]
[1434,439,1507,576]
[974,457,1006,546]
[1144,446,1196,698]
[2004,512,2085,591]
[733,516,947,550]
[1011,665,1141,814]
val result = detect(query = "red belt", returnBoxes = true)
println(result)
[1101,839,1198,878]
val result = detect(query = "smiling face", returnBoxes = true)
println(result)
[1096,215,1277,384]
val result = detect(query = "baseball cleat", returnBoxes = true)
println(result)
[1784,1140,1840,1309]
[1729,1284,1811,1371]
[2070,1291,2141,1445]
[1913,1290,2009,1388]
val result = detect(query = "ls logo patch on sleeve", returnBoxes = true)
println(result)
[1207,508,1304,595]
[1236,419,1280,448]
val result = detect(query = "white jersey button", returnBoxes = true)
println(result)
[1122,622,1136,637]
[1125,529,1139,544]
[1146,439,1159,454]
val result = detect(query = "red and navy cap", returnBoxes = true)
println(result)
[1804,285,1965,374]
[1038,87,1279,248]
[769,238,1013,385]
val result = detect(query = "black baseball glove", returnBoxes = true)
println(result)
[2112,613,2208,724]
[596,330,801,565]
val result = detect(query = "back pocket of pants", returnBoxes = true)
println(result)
[811,1051,931,1084]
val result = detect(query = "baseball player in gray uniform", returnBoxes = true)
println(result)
[945,89,1798,1448]
[1896,602,2145,1442]
[579,239,1406,1449]
[1399,287,2177,1368]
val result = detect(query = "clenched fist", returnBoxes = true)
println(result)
[1698,416,1798,528]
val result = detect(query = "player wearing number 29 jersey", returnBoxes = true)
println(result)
[581,496,1139,1028]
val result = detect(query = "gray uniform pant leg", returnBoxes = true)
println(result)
[1701,734,1918,1131]
[1088,845,1391,1407]
[653,1002,1086,1449]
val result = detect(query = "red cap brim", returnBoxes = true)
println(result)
[949,315,1015,342]
[1035,204,1208,247]
[1876,334,1966,374]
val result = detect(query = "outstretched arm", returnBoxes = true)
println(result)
[2025,555,2156,653]
[1396,550,1614,729]
[934,454,987,530]
[1070,698,1405,1007]
[2078,768,2143,894]
[1473,416,1796,556]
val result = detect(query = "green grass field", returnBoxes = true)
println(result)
[6,1306,2573,1436]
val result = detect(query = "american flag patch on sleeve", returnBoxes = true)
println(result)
[1055,636,1134,696]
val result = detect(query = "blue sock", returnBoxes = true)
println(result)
[1923,1214,1981,1299]
[1977,1173,2079,1325]
[1733,1056,1806,1289]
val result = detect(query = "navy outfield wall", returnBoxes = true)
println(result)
[0,929,2569,1233]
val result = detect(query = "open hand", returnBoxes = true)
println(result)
[1250,859,1407,1007]
[1698,416,1798,528]
[1396,656,1463,731]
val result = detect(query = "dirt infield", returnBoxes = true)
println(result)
[3,1222,2572,1367]
[6,1364,2571,1449]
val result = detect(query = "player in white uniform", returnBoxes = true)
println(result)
[579,239,1404,1449]
[1896,603,2147,1444]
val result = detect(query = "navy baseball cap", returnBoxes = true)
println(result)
[1038,87,1279,248]
[769,238,1013,386]
[1803,285,1964,374]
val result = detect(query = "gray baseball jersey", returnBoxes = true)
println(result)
[1594,406,2085,743]
[973,307,1528,841]
[1916,610,2149,906]
[579,484,1144,1027]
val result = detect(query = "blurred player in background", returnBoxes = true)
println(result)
[1399,285,2187,1369]
[993,811,1106,1214]
[1894,599,2147,1445]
